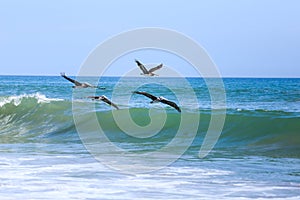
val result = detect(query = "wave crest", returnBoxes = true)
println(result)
[0,93,63,107]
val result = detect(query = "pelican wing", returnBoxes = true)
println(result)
[148,63,163,73]
[60,72,82,86]
[135,59,149,74]
[87,96,100,100]
[133,91,157,101]
[82,82,94,87]
[160,99,181,112]
[100,96,119,110]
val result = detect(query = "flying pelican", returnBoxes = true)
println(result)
[60,72,105,89]
[135,59,163,76]
[87,95,119,110]
[133,91,181,112]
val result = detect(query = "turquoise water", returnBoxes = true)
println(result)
[0,76,299,199]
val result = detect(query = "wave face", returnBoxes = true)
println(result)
[0,93,76,143]
[212,110,300,157]
[1,92,299,158]
[0,77,299,157]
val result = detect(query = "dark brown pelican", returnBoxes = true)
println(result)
[133,91,181,112]
[87,95,119,110]
[60,72,105,89]
[135,59,163,76]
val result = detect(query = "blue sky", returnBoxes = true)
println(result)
[0,0,299,77]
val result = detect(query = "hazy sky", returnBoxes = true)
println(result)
[1,0,299,77]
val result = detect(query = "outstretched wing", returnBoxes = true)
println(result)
[87,96,101,100]
[60,72,82,86]
[148,63,163,73]
[135,59,149,74]
[133,91,157,101]
[100,95,119,110]
[160,99,181,112]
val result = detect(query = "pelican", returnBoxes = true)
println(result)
[87,95,119,110]
[133,91,181,112]
[60,72,105,89]
[135,59,163,76]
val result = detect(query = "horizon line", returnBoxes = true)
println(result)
[0,74,299,79]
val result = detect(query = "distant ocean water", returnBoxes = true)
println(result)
[0,75,299,199]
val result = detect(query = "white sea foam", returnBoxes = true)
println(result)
[1,150,299,200]
[0,93,63,107]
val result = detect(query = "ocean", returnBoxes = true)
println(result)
[0,75,299,199]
